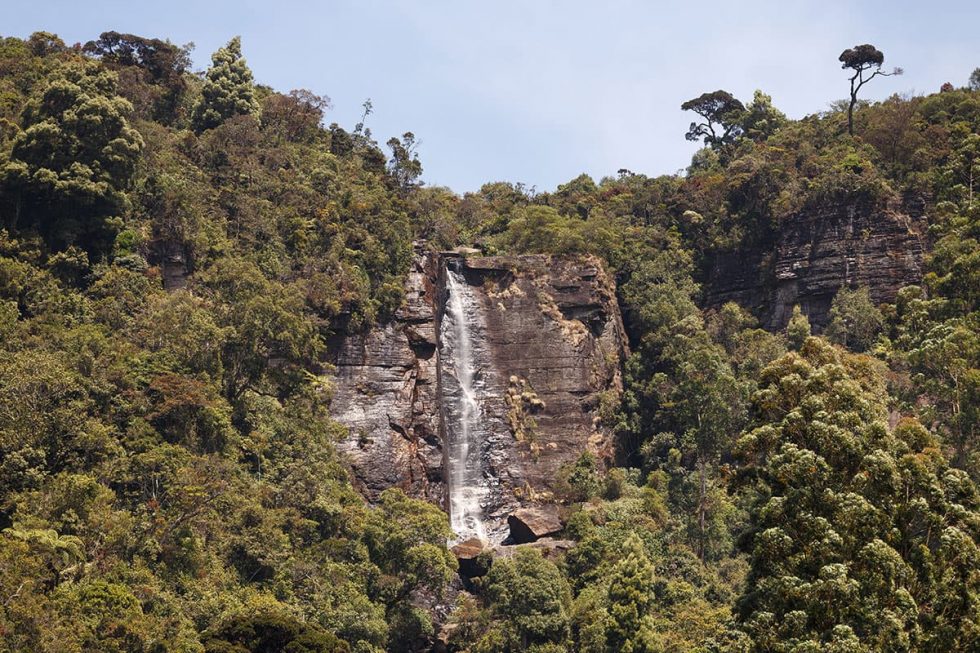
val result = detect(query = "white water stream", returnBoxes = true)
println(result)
[442,268,488,542]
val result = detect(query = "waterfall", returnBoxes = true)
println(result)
[441,266,488,542]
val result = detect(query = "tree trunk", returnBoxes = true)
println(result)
[698,461,707,561]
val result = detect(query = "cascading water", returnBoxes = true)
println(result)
[440,265,489,542]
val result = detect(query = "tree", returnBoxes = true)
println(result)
[83,31,192,123]
[0,60,143,256]
[192,36,259,132]
[733,339,980,651]
[26,31,66,57]
[607,534,659,653]
[969,67,980,91]
[260,89,330,143]
[204,608,350,653]
[386,131,423,192]
[480,548,572,651]
[786,305,811,351]
[839,44,903,135]
[740,90,787,141]
[680,90,745,147]
[825,286,884,352]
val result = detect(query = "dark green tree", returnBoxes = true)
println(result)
[0,60,143,256]
[681,90,745,147]
[479,548,572,652]
[83,31,192,123]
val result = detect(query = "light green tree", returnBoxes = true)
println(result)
[740,90,787,141]
[825,286,884,352]
[786,305,811,351]
[607,534,661,653]
[192,36,259,132]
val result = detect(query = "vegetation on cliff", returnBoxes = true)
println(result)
[0,31,977,652]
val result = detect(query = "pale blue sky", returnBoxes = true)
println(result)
[5,1,979,192]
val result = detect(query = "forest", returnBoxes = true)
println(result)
[0,30,978,652]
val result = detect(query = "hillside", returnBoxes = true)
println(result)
[0,31,978,653]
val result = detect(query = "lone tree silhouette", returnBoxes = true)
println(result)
[680,90,745,147]
[839,44,903,135]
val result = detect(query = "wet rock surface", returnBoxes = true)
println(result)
[703,196,927,329]
[449,254,627,537]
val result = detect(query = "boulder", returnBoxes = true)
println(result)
[507,506,563,543]
[451,537,491,578]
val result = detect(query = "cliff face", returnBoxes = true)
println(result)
[703,196,927,329]
[329,250,444,504]
[329,248,627,538]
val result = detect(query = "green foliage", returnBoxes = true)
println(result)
[1,28,979,653]
[732,339,980,651]
[204,608,350,653]
[786,305,811,351]
[0,32,447,653]
[606,534,658,652]
[681,90,746,147]
[739,91,787,142]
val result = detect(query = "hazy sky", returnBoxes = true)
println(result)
[5,1,979,192]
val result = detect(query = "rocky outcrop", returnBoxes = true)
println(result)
[440,253,627,538]
[493,538,576,561]
[329,247,628,540]
[704,196,927,329]
[149,240,192,290]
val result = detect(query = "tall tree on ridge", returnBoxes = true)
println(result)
[192,36,259,133]
[839,43,903,135]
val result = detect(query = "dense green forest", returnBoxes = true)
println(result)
[0,31,978,652]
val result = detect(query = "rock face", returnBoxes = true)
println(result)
[329,248,628,541]
[704,196,927,329]
[493,538,576,561]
